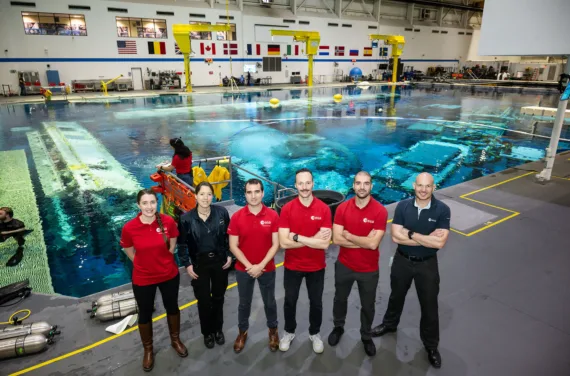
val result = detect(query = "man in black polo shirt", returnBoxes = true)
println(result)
[370,173,450,368]
[0,207,30,267]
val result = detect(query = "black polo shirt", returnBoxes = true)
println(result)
[393,195,451,257]
[0,218,25,233]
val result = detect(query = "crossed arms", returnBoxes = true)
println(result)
[332,224,385,250]
[391,223,449,249]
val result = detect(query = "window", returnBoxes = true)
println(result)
[215,22,236,41]
[157,11,174,16]
[432,30,440,33]
[299,21,310,25]
[404,28,413,31]
[441,30,448,34]
[190,21,211,40]
[22,12,87,36]
[69,5,90,10]
[11,1,35,6]
[414,29,420,32]
[283,19,295,23]
[368,25,377,29]
[108,7,128,13]
[263,57,281,72]
[190,13,206,18]
[342,24,352,28]
[328,23,338,27]
[219,15,234,20]
[116,17,167,38]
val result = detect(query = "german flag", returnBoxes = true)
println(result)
[268,44,280,56]
[148,41,166,55]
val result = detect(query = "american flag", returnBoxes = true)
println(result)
[174,43,182,55]
[117,40,137,54]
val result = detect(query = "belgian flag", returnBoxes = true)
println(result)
[148,41,166,55]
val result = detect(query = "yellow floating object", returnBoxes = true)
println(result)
[192,166,208,187]
[207,165,230,201]
[333,93,342,102]
[269,98,280,106]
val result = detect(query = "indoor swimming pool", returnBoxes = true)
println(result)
[1,85,568,297]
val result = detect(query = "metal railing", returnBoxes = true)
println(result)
[192,155,296,204]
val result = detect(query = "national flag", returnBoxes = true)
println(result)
[371,41,378,48]
[363,47,372,56]
[268,44,280,55]
[319,45,329,56]
[286,45,300,56]
[349,49,359,56]
[380,47,389,57]
[148,41,166,55]
[256,44,261,55]
[117,40,137,54]
[174,43,182,55]
[223,43,238,55]
[246,43,252,55]
[246,43,261,55]
[200,42,216,55]
[334,46,345,56]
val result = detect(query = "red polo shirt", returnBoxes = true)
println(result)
[120,213,179,286]
[334,197,388,273]
[227,204,279,272]
[171,154,192,174]
[278,197,332,272]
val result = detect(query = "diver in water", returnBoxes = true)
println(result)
[156,138,193,187]
[0,207,32,267]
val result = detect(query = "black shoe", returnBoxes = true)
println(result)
[370,324,396,337]
[6,249,24,267]
[327,327,344,346]
[204,334,215,349]
[362,339,376,356]
[427,349,442,368]
[214,330,225,345]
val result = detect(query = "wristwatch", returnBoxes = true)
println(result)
[408,230,415,240]
[293,234,299,242]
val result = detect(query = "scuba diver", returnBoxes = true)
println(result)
[156,138,193,186]
[0,207,32,267]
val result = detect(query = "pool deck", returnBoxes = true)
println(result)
[2,152,570,376]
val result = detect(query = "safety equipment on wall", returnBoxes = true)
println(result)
[558,73,569,97]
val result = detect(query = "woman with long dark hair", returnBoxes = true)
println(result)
[178,182,233,349]
[120,189,188,372]
[156,137,193,186]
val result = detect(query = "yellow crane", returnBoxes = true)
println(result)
[173,24,232,92]
[270,30,320,87]
[368,34,405,83]
[101,74,123,96]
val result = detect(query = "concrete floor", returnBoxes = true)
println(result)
[2,153,570,376]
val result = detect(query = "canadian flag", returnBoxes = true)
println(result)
[200,42,216,55]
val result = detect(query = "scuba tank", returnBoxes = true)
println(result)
[0,334,51,360]
[0,322,60,340]
[88,299,140,322]
[91,290,135,309]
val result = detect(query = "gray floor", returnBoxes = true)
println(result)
[2,153,570,376]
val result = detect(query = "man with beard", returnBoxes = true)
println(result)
[278,168,332,354]
[371,172,450,368]
[328,171,388,356]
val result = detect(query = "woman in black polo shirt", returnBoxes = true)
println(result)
[178,182,232,349]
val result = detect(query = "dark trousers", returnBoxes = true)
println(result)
[382,251,440,350]
[177,173,193,187]
[283,267,325,335]
[0,234,25,247]
[236,270,278,331]
[332,261,379,340]
[191,256,229,335]
[132,273,180,325]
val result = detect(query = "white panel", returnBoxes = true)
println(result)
[254,25,290,43]
[479,0,570,56]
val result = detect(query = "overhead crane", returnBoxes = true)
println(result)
[270,29,320,87]
[368,34,406,84]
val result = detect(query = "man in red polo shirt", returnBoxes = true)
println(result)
[278,168,332,354]
[228,178,280,353]
[328,171,388,357]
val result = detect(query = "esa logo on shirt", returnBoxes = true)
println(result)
[156,227,169,234]
[260,220,272,227]
[310,216,322,220]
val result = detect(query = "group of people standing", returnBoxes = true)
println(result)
[120,166,450,372]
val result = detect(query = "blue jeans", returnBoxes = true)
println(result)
[236,270,278,331]
[177,173,193,187]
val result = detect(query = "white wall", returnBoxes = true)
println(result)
[0,0,471,89]
[479,0,570,56]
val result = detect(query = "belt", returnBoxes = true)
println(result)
[397,249,434,262]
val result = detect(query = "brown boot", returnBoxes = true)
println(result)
[138,322,154,372]
[268,327,279,352]
[233,329,248,353]
[166,312,188,357]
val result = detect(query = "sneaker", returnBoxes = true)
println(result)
[309,333,324,354]
[279,331,295,352]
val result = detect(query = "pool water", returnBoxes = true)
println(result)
[1,85,568,297]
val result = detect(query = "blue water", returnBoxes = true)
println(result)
[1,85,568,297]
